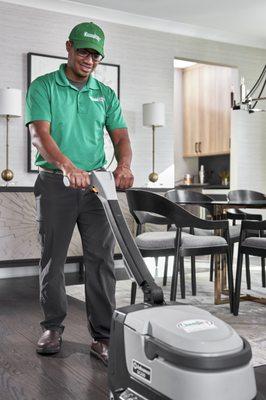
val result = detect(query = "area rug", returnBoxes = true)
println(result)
[66,257,266,367]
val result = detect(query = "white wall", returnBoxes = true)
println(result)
[0,1,265,192]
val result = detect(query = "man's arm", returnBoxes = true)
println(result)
[29,121,90,188]
[108,128,134,189]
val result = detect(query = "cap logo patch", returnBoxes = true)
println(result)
[84,32,101,41]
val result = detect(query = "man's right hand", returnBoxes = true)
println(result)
[61,165,90,189]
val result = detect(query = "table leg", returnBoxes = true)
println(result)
[222,254,227,290]
[214,205,229,304]
[214,253,222,304]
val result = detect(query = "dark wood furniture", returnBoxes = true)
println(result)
[126,189,234,312]
[234,219,266,315]
[176,198,266,305]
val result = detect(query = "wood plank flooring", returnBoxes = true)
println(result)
[0,274,265,400]
[0,274,108,400]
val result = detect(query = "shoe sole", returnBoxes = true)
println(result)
[90,348,108,366]
[36,347,61,355]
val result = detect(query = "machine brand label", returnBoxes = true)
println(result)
[177,319,217,333]
[119,387,148,400]
[132,359,151,383]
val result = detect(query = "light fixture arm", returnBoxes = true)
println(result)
[246,65,266,99]
[232,64,266,113]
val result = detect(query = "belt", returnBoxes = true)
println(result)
[39,167,105,174]
[39,167,63,175]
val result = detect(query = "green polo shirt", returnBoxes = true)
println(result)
[25,64,127,171]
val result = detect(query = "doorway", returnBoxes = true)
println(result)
[173,58,238,189]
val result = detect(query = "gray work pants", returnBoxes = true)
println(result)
[34,171,116,340]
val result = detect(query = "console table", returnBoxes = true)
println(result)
[0,187,134,270]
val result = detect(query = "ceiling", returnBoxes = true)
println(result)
[67,0,266,48]
[3,0,266,48]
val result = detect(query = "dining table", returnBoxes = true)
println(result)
[177,198,266,305]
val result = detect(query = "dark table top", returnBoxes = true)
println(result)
[176,200,266,207]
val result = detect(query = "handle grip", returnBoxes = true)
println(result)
[63,175,98,193]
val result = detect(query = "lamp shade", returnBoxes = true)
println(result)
[0,88,22,117]
[143,102,165,127]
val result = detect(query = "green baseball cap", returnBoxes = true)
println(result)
[69,22,105,57]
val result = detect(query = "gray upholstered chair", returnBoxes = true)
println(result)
[234,219,266,316]
[126,189,234,312]
[165,189,240,289]
[228,189,265,290]
[126,205,177,306]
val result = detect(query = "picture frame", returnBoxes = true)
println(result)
[27,52,120,172]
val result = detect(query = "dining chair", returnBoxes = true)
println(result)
[165,189,240,290]
[228,189,265,290]
[234,219,266,316]
[126,189,234,312]
[128,208,172,287]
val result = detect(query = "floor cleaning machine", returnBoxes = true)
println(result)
[89,171,257,400]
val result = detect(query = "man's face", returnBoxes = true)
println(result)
[66,41,102,78]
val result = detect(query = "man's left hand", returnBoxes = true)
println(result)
[113,164,134,190]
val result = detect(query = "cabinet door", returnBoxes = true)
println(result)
[198,65,231,156]
[183,67,200,157]
[215,66,231,154]
[183,64,232,157]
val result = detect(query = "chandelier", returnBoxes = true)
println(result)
[231,65,266,113]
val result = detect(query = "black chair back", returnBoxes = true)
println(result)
[126,189,227,231]
[165,189,215,217]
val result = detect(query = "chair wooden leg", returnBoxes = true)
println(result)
[155,256,159,267]
[245,254,251,290]
[180,257,185,299]
[234,252,243,316]
[262,258,266,288]
[210,255,214,282]
[163,256,169,286]
[170,253,179,302]
[130,281,137,305]
[226,250,234,314]
[191,256,196,295]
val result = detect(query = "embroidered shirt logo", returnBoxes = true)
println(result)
[90,96,105,102]
[84,32,101,41]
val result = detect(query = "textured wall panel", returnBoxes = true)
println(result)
[0,1,265,190]
[0,191,133,261]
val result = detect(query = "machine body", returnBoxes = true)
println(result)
[90,171,257,400]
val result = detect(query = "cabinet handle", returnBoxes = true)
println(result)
[195,142,198,153]
[198,141,202,153]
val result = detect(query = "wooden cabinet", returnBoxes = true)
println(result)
[183,64,232,157]
[183,66,200,156]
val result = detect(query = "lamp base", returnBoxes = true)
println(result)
[1,169,14,182]
[149,172,159,182]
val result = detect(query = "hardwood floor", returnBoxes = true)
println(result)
[0,274,108,400]
[0,274,265,400]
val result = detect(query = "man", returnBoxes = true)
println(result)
[25,21,134,365]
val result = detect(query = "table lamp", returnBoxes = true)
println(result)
[0,88,22,182]
[142,102,165,182]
